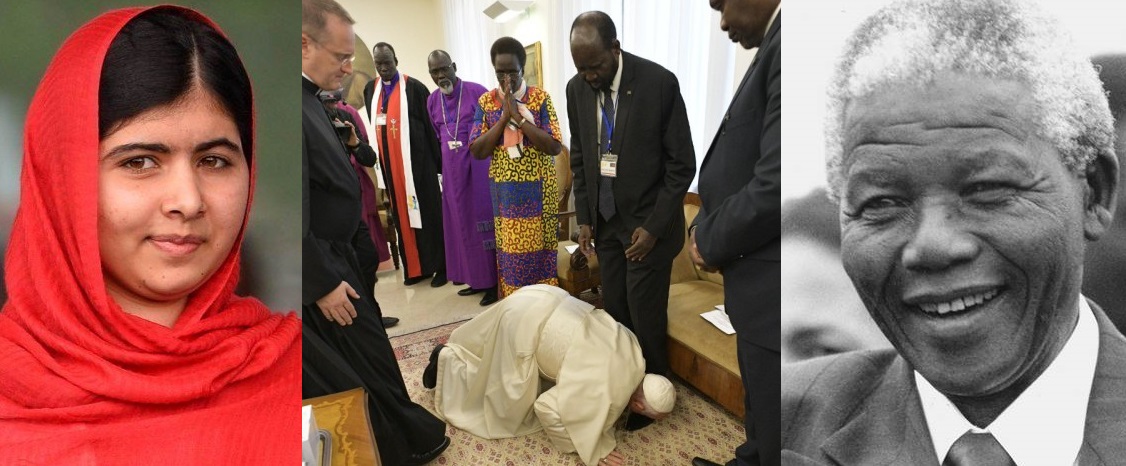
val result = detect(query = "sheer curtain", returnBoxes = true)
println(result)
[439,0,502,87]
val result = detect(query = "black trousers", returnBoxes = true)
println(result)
[595,214,679,375]
[302,241,445,465]
[728,259,780,466]
[351,221,379,305]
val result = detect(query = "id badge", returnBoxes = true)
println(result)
[600,153,618,177]
[376,114,387,126]
[447,140,463,150]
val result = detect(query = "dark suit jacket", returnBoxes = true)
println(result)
[694,15,781,349]
[302,78,363,305]
[781,301,1126,465]
[566,51,696,251]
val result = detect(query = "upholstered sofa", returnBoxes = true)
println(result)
[666,194,743,418]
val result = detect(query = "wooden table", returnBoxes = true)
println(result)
[303,388,381,466]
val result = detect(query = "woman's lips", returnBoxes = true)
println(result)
[149,234,204,256]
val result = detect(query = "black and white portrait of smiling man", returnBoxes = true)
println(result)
[781,0,1126,465]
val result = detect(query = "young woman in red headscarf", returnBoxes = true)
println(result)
[0,6,301,464]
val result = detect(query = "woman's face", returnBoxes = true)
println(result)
[493,53,523,93]
[838,72,1097,398]
[97,87,249,319]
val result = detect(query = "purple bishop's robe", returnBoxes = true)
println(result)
[427,79,495,289]
[338,101,390,264]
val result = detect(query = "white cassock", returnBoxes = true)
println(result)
[434,284,646,465]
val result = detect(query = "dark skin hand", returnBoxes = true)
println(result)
[624,227,656,261]
[339,119,359,147]
[468,54,561,159]
[577,224,595,256]
[689,228,720,273]
[578,224,657,262]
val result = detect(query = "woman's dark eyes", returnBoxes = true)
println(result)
[122,156,157,171]
[200,155,230,169]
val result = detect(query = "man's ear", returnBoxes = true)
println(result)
[1084,150,1119,241]
[630,398,645,413]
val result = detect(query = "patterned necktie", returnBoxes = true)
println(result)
[598,87,617,221]
[942,431,1017,466]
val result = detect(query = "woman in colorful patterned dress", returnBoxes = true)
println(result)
[469,36,563,298]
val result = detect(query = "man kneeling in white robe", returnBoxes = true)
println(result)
[422,284,675,466]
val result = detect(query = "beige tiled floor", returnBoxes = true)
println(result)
[374,265,490,337]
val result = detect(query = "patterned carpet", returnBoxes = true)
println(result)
[391,321,745,465]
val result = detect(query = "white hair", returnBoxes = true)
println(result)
[824,0,1115,200]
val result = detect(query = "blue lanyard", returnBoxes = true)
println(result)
[600,95,616,152]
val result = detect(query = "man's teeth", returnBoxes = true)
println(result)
[919,289,998,315]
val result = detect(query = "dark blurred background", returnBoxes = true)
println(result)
[0,1,300,311]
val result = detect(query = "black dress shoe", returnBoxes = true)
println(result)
[381,316,400,328]
[452,281,464,286]
[406,435,450,465]
[422,344,445,389]
[691,457,724,466]
[430,271,448,287]
[403,275,427,286]
[479,287,498,306]
[457,287,483,296]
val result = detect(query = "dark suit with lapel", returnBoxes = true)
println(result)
[566,51,696,375]
[301,78,445,464]
[781,301,1126,466]
[694,14,781,466]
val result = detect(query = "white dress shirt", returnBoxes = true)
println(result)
[915,297,1099,466]
[595,52,625,149]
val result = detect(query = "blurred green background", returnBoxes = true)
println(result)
[0,1,300,311]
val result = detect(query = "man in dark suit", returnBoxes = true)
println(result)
[300,1,447,464]
[566,11,696,380]
[689,0,780,465]
[782,1,1126,464]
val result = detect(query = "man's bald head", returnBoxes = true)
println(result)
[428,49,457,94]
[570,10,616,50]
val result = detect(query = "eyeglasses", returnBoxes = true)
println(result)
[495,70,521,81]
[309,36,355,67]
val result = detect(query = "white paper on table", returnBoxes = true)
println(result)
[715,304,725,312]
[565,244,579,254]
[700,309,736,335]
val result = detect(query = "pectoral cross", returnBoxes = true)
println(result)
[389,118,399,138]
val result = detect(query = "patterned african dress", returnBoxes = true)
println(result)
[470,86,560,297]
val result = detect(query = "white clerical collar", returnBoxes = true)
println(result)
[914,297,1098,465]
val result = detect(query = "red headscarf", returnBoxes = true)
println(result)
[0,6,300,464]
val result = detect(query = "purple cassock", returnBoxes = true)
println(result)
[427,79,495,289]
[337,101,391,263]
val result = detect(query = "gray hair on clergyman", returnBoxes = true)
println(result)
[302,0,354,43]
[823,0,1115,201]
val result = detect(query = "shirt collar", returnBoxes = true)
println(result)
[609,51,624,95]
[915,297,1099,465]
[763,5,780,43]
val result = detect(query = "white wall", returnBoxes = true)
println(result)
[339,0,446,95]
